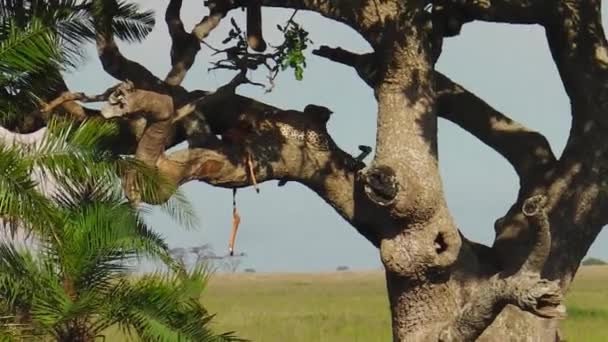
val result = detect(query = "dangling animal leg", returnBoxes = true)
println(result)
[246,152,260,193]
[228,188,241,256]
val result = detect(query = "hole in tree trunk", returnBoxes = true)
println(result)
[434,232,447,254]
[363,165,398,206]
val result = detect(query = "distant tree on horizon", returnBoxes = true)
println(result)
[582,257,608,266]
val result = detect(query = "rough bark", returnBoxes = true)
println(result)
[5,0,608,340]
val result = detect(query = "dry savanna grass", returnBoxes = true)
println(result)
[201,266,608,342]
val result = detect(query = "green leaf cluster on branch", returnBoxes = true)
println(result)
[210,11,312,85]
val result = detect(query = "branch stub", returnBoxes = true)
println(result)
[362,165,399,206]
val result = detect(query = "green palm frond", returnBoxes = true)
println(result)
[42,119,199,231]
[49,182,173,277]
[0,145,56,234]
[111,0,156,43]
[0,0,155,123]
[0,16,63,123]
[103,265,242,342]
[0,181,231,341]
[0,19,59,73]
[0,244,40,312]
[32,118,119,182]
[1,118,199,237]
[160,190,200,232]
[116,157,200,230]
[91,0,155,43]
[0,19,61,87]
[0,2,227,340]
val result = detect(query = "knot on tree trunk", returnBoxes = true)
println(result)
[380,207,462,278]
[522,194,547,217]
[361,165,399,206]
[381,233,435,278]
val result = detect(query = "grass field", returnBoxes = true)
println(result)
[201,266,608,342]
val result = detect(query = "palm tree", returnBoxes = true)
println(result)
[0,116,233,341]
[0,179,238,341]
[0,3,236,339]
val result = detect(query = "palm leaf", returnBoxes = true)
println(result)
[111,0,155,43]
[90,0,155,43]
[102,266,242,342]
[0,145,56,234]
[0,19,60,79]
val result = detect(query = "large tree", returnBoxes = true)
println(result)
[4,0,607,340]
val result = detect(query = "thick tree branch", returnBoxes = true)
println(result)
[164,0,227,86]
[158,142,380,245]
[436,0,546,27]
[155,99,381,245]
[93,6,165,91]
[313,46,378,87]
[53,79,382,248]
[2,77,101,134]
[40,87,117,114]
[213,0,377,38]
[435,73,556,181]
[313,46,556,182]
[543,0,608,129]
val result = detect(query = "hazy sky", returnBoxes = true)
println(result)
[53,1,608,272]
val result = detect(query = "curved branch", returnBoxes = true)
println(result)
[158,142,380,246]
[313,46,556,182]
[93,5,165,91]
[438,194,564,341]
[154,97,380,245]
[438,0,546,26]
[214,0,366,33]
[165,0,227,86]
[520,194,551,272]
[312,46,378,87]
[435,73,556,181]
[2,77,101,134]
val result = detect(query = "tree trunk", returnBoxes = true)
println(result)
[58,322,95,342]
[385,256,563,341]
[479,307,560,341]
